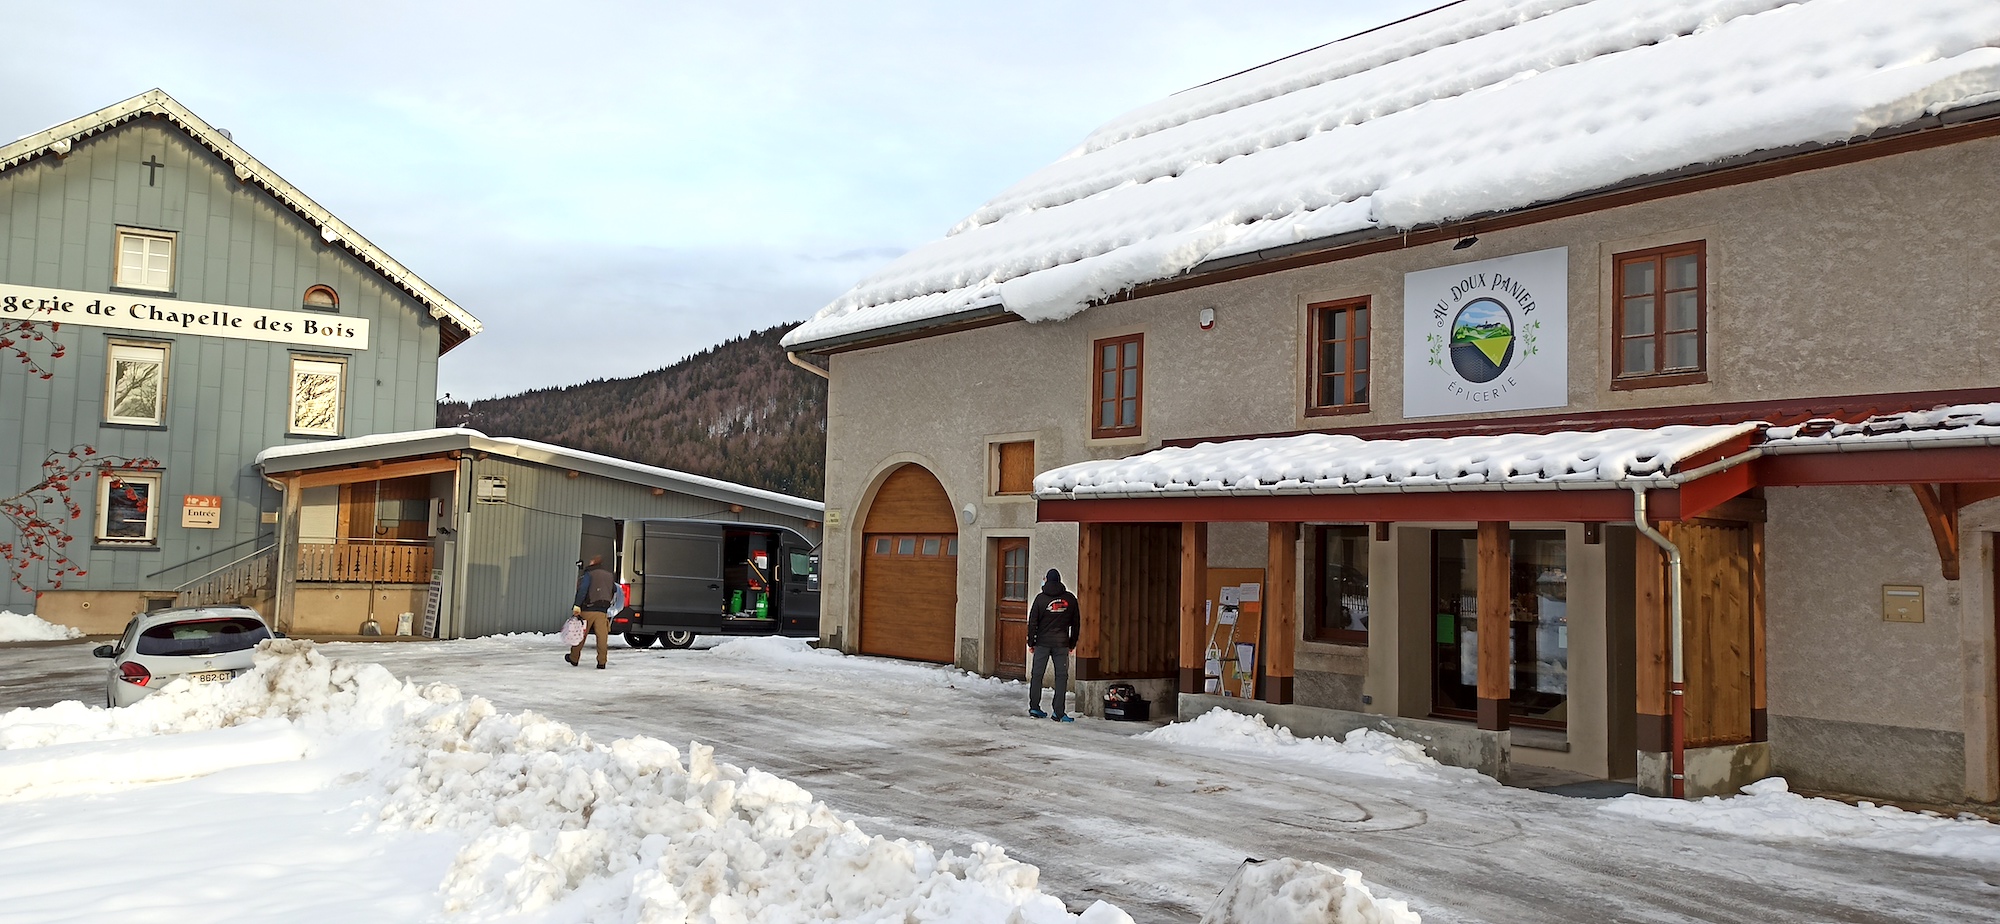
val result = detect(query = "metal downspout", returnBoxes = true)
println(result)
[1633,487,1687,799]
[786,351,830,380]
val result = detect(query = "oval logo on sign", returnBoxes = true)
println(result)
[1448,297,1514,384]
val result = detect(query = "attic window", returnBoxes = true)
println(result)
[302,285,339,312]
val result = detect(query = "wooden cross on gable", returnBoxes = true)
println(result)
[140,155,165,186]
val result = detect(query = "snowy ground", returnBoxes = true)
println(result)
[4,633,1999,923]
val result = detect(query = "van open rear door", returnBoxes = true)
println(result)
[641,521,725,629]
[579,515,617,571]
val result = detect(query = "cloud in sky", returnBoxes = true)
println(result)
[3,0,1438,398]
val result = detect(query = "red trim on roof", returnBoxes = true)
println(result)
[1758,446,2000,487]
[1160,387,2000,448]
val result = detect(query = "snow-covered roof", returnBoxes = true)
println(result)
[256,428,824,522]
[787,0,2000,352]
[1761,403,2000,453]
[1034,423,1757,500]
[0,90,482,349]
[1036,402,2000,502]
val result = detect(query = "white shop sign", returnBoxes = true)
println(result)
[0,283,370,350]
[1402,247,1567,418]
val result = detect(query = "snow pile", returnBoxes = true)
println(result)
[1035,424,1753,499]
[0,610,82,642]
[0,640,1130,923]
[1602,777,2000,863]
[787,0,2000,346]
[1140,708,1490,785]
[1202,858,1419,924]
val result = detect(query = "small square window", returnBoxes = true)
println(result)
[897,537,916,556]
[922,537,941,556]
[105,341,168,425]
[115,229,175,292]
[97,471,162,544]
[288,356,345,436]
[993,441,1035,495]
[873,537,890,555]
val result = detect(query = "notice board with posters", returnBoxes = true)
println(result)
[1203,568,1265,698]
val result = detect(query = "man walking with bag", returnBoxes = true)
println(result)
[568,555,617,669]
[1026,568,1080,722]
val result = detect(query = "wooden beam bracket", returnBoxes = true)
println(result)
[1909,483,1963,581]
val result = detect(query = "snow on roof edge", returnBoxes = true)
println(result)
[0,89,482,341]
[256,428,824,519]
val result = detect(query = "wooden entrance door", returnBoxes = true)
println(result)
[995,539,1030,678]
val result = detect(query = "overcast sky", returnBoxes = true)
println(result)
[4,1,1438,399]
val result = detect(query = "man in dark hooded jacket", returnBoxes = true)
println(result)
[568,555,617,669]
[1025,568,1080,721]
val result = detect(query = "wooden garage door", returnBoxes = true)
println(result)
[859,464,959,662]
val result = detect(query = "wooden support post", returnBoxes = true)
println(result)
[1635,523,1671,752]
[1178,522,1208,694]
[1076,524,1103,680]
[1263,522,1299,705]
[273,475,303,634]
[1476,521,1511,731]
[1750,520,1768,742]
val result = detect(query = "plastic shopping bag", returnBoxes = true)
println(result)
[560,614,587,646]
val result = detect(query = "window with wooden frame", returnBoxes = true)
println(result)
[1613,242,1707,387]
[1309,525,1371,644]
[867,535,959,559]
[96,470,162,545]
[1306,298,1370,415]
[114,228,176,292]
[104,340,169,426]
[993,441,1034,495]
[1091,334,1143,438]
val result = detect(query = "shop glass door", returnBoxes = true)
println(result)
[1431,529,1569,727]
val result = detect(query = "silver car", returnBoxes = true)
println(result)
[93,606,276,707]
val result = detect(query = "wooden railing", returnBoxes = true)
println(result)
[296,542,434,584]
[177,545,276,608]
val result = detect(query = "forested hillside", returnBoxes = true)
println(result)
[438,323,827,498]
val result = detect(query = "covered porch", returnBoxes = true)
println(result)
[264,455,459,637]
[1037,405,2000,799]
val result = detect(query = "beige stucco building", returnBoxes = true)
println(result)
[785,1,2000,805]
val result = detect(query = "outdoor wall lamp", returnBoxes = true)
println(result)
[1198,307,1216,330]
[1453,235,1479,250]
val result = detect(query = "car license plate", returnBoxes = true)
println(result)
[188,670,235,684]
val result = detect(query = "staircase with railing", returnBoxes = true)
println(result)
[175,544,277,609]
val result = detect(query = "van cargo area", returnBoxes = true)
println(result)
[580,516,819,649]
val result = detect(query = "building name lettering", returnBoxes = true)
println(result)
[0,284,371,350]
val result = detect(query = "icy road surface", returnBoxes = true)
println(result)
[6,634,1998,923]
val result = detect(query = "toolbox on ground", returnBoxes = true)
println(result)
[1102,683,1151,721]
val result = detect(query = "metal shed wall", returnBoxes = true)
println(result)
[454,455,822,637]
[0,120,440,610]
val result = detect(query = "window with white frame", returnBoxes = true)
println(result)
[96,471,161,544]
[104,341,168,425]
[288,356,345,436]
[115,229,175,292]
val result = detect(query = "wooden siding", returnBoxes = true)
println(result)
[1093,523,1179,678]
[1635,519,1759,750]
[0,119,442,610]
[1679,520,1755,747]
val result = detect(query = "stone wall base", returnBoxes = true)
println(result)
[1637,742,1771,799]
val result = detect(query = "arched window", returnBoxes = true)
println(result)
[302,285,338,311]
